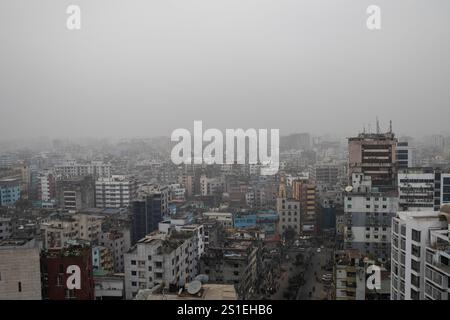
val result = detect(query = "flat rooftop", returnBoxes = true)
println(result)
[143,284,237,300]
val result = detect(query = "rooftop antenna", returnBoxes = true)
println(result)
[363,124,366,134]
[376,117,380,134]
[389,120,392,134]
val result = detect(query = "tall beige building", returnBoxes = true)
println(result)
[277,176,301,234]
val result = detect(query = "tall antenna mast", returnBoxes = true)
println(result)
[376,117,380,134]
[389,120,392,134]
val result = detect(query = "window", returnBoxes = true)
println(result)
[56,274,63,286]
[432,271,443,286]
[18,282,22,292]
[131,260,136,265]
[411,244,421,258]
[410,289,419,300]
[412,229,421,242]
[131,271,137,276]
[411,274,420,288]
[132,281,137,286]
[411,260,420,273]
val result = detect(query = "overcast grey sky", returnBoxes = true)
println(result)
[0,0,449,140]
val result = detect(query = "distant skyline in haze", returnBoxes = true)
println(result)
[1,0,450,140]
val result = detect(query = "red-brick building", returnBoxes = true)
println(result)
[41,242,94,300]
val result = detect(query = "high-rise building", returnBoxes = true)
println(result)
[293,180,317,234]
[391,209,449,300]
[131,188,169,244]
[398,168,450,211]
[344,173,398,262]
[56,176,95,211]
[396,141,413,169]
[37,170,56,204]
[348,130,397,191]
[0,238,42,300]
[424,219,450,300]
[95,175,137,209]
[277,176,301,235]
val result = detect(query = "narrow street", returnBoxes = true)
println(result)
[296,247,332,300]
[268,240,334,300]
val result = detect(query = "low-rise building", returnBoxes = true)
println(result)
[199,239,259,299]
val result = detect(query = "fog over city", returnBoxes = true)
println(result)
[1,0,449,141]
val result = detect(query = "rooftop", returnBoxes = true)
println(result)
[140,284,237,300]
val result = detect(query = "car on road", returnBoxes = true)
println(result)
[316,248,321,253]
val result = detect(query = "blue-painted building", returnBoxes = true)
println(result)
[234,210,279,239]
[234,214,257,229]
[322,206,336,230]
[256,210,279,237]
[0,178,21,206]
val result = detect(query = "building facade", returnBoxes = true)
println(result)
[0,238,42,300]
[95,175,137,209]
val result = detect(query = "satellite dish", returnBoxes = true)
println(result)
[195,274,209,283]
[345,186,353,192]
[187,280,202,295]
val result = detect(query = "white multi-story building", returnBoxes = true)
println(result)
[54,160,111,178]
[124,230,200,299]
[38,170,56,202]
[391,210,448,300]
[398,169,450,212]
[95,175,137,208]
[0,238,42,300]
[424,223,450,300]
[344,173,398,262]
[276,198,301,235]
[396,141,413,168]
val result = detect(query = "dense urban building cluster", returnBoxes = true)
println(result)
[0,125,450,300]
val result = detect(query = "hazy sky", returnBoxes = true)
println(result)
[1,0,449,140]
